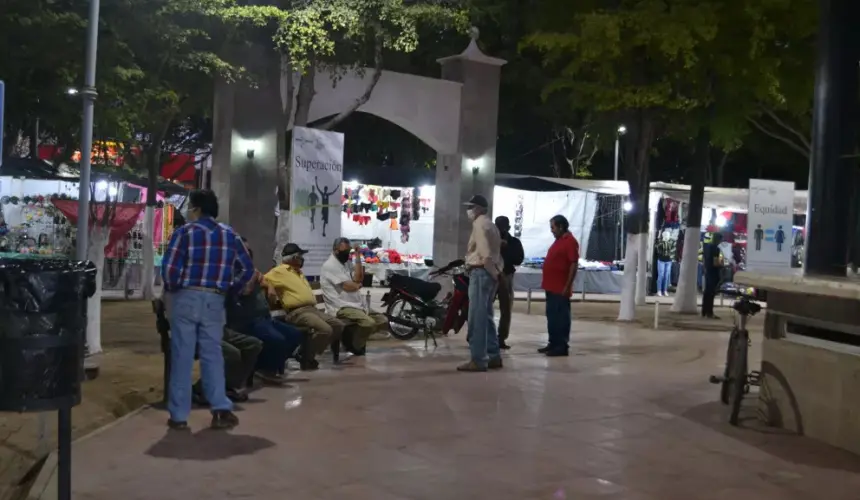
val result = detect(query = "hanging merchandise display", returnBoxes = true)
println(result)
[399,188,413,243]
[514,194,524,238]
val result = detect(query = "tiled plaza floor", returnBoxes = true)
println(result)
[62,313,860,499]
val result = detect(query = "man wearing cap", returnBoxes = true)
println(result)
[264,243,345,370]
[458,194,504,372]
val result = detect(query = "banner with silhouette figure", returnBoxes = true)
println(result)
[289,126,345,276]
[747,179,794,273]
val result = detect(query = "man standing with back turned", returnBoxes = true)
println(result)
[495,216,524,350]
[458,195,504,372]
[161,189,255,430]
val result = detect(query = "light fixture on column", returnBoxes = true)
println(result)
[467,158,481,175]
[623,201,633,212]
[238,138,262,160]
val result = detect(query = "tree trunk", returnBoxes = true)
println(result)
[618,111,655,321]
[715,150,728,187]
[315,33,384,131]
[275,52,298,263]
[635,189,650,306]
[293,62,316,128]
[672,127,709,314]
[142,143,163,301]
[86,227,109,354]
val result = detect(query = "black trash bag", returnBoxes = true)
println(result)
[0,259,97,412]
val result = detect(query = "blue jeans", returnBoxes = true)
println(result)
[247,318,302,374]
[169,289,232,422]
[546,292,571,351]
[656,260,672,294]
[467,268,500,366]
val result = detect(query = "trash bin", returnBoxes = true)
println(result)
[0,259,96,412]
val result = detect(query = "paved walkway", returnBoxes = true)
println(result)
[50,313,860,500]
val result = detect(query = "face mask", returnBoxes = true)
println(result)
[467,208,477,221]
[336,250,351,263]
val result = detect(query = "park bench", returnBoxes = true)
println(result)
[152,288,336,404]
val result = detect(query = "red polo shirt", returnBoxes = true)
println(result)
[541,232,580,296]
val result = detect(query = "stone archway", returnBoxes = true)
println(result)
[210,31,505,268]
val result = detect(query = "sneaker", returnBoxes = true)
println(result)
[499,341,512,350]
[300,359,320,371]
[255,370,287,386]
[167,419,188,431]
[456,361,488,372]
[210,410,239,430]
[226,388,249,403]
[488,357,503,370]
[537,346,551,354]
[369,331,391,341]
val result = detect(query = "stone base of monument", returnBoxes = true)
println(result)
[737,271,860,455]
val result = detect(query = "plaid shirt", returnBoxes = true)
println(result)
[161,217,254,293]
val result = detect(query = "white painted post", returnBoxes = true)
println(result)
[581,287,586,302]
[527,288,532,315]
[366,290,371,310]
[654,300,660,329]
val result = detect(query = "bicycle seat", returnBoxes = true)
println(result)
[733,299,761,316]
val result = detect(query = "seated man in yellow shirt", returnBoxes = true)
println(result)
[264,243,344,370]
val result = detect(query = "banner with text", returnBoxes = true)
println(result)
[289,126,345,276]
[747,179,794,273]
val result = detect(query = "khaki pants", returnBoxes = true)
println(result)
[285,305,344,355]
[336,307,387,351]
[497,272,514,342]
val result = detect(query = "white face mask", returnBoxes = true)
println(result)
[467,208,477,221]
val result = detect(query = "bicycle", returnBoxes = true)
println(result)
[709,290,762,426]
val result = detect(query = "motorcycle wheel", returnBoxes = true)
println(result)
[386,297,421,340]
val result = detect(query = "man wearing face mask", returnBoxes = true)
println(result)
[265,243,344,370]
[458,195,504,372]
[320,238,388,355]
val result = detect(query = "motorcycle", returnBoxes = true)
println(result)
[382,259,465,347]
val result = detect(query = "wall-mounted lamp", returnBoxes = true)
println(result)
[238,138,262,160]
[467,158,481,175]
[623,201,633,212]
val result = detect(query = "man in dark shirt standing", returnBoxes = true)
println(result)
[495,216,524,349]
[227,240,303,385]
[701,232,724,319]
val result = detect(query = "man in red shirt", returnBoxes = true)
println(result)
[540,215,579,356]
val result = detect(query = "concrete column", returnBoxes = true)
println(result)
[210,45,280,269]
[804,0,860,276]
[432,29,506,266]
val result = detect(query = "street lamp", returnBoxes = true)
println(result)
[614,125,626,181]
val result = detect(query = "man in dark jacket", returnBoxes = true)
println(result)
[227,240,303,384]
[702,232,724,319]
[495,216,525,349]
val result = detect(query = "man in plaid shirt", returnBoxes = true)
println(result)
[161,189,255,430]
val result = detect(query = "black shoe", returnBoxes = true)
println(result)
[300,358,320,371]
[167,419,189,431]
[545,350,569,357]
[227,388,249,403]
[210,410,239,430]
[537,346,550,354]
[499,341,512,350]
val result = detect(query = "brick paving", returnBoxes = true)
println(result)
[47,312,860,500]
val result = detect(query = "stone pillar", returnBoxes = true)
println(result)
[210,45,280,269]
[432,29,506,267]
[803,0,860,277]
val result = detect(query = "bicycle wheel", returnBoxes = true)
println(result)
[728,331,748,426]
[720,330,738,405]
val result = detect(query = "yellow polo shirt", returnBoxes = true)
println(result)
[264,264,316,310]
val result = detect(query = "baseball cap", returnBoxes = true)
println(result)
[464,194,489,209]
[281,243,309,257]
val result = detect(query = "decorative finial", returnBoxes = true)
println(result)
[469,26,480,41]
